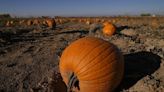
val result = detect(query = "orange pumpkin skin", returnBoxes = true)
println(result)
[103,22,116,36]
[59,37,124,92]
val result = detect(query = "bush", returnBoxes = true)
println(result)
[0,14,11,18]
[140,13,151,16]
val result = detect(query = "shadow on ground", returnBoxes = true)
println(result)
[117,25,130,32]
[56,30,88,35]
[116,51,161,91]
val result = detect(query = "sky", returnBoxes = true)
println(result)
[0,0,164,17]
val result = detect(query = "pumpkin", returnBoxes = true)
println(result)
[19,20,25,25]
[27,20,33,26]
[5,21,10,27]
[103,21,116,36]
[59,37,124,92]
[86,20,91,25]
[33,19,40,25]
[45,18,56,29]
[6,21,13,27]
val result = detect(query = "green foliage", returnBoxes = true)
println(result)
[3,29,13,33]
[140,13,151,16]
[0,14,11,18]
[0,19,6,27]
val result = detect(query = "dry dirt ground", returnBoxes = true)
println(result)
[0,17,164,92]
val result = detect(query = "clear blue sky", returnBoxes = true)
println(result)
[0,0,164,17]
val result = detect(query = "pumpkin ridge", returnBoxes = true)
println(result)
[79,61,116,80]
[82,61,117,81]
[74,41,108,74]
[78,46,116,77]
[77,45,114,76]
[80,71,120,92]
[72,38,104,70]
[61,38,101,72]
[75,42,111,74]
[79,52,124,81]
[78,58,115,79]
[81,70,116,84]
[79,56,117,80]
[80,74,117,92]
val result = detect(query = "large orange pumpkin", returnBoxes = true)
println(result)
[59,37,124,92]
[103,21,116,36]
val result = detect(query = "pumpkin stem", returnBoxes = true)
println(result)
[67,73,79,92]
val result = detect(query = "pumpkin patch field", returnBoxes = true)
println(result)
[0,16,164,92]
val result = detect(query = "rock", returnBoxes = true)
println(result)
[32,29,42,33]
[112,39,129,49]
[145,38,158,47]
[146,46,155,52]
[89,23,101,35]
[128,79,151,92]
[128,75,163,92]
[0,38,5,43]
[121,28,137,36]
[158,39,164,48]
